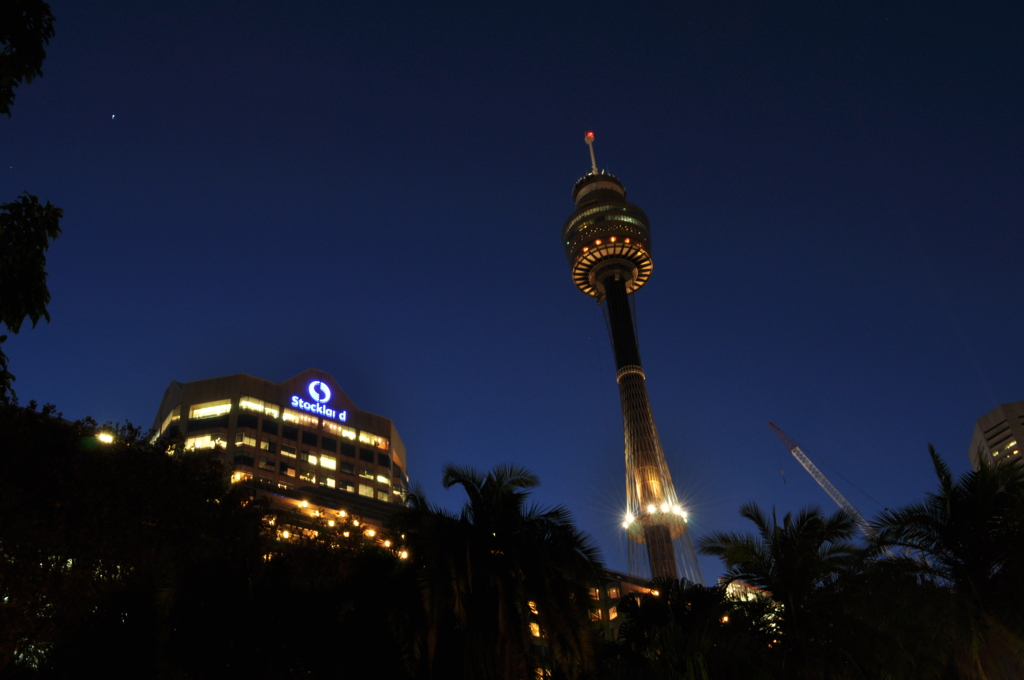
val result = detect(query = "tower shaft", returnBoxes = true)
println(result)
[605,273,679,581]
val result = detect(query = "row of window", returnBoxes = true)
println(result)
[186,398,389,451]
[588,586,621,600]
[236,431,391,467]
[238,454,398,503]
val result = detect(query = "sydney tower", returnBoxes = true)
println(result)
[561,133,701,583]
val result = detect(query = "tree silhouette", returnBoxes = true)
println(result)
[874,448,1024,679]
[390,463,602,680]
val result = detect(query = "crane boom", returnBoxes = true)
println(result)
[769,422,875,538]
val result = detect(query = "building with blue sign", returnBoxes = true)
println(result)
[152,368,409,528]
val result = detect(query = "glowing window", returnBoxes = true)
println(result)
[260,439,276,453]
[239,396,280,419]
[280,444,297,458]
[281,463,296,478]
[590,609,602,621]
[186,434,226,449]
[609,606,618,620]
[358,484,374,498]
[190,400,231,419]
[258,457,275,472]
[299,470,315,483]
[588,587,600,600]
[607,586,620,599]
[377,491,389,502]
[358,431,389,450]
[376,474,389,485]
[359,467,374,480]
[529,622,541,638]
[235,432,256,447]
[324,477,336,488]
[307,453,318,465]
[160,406,180,435]
[323,421,356,440]
[321,455,337,470]
[283,408,318,427]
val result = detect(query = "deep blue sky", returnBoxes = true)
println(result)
[4,1,1022,581]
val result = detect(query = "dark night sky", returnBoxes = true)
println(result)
[3,1,1022,580]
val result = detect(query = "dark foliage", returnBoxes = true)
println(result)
[0,0,54,117]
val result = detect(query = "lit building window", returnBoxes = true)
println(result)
[281,463,296,478]
[280,444,297,458]
[323,421,357,440]
[377,491,389,502]
[340,482,355,493]
[376,474,390,485]
[299,470,315,483]
[190,400,232,419]
[235,432,256,447]
[529,622,541,637]
[324,477,336,488]
[607,586,620,600]
[321,455,337,470]
[359,467,374,480]
[283,408,318,427]
[160,406,180,435]
[185,434,226,449]
[528,601,539,614]
[588,587,600,600]
[358,484,374,498]
[259,457,276,472]
[590,609,602,622]
[260,438,276,453]
[307,453,318,465]
[239,396,279,419]
[608,606,617,620]
[358,431,389,450]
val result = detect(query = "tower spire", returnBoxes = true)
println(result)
[585,131,599,175]
[560,138,703,584]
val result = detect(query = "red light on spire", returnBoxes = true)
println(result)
[585,131,595,141]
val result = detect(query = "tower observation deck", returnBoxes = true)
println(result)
[561,133,702,583]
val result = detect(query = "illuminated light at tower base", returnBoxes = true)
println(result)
[561,133,703,584]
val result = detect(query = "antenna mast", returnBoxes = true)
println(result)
[585,131,599,174]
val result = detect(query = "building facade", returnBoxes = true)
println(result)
[152,368,408,529]
[968,401,1024,470]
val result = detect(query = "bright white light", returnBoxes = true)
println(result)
[97,432,114,444]
[660,503,670,512]
[646,505,656,514]
[682,511,688,519]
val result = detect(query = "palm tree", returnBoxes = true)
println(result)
[873,448,1024,679]
[697,503,870,679]
[390,463,603,680]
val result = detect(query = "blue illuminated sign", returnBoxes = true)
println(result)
[308,381,331,403]
[291,380,347,422]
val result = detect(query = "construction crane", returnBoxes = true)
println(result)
[769,422,875,539]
